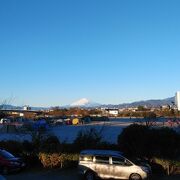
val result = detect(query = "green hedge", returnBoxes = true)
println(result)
[39,153,79,168]
[118,124,180,158]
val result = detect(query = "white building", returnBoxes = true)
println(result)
[175,91,180,111]
[105,109,119,116]
[23,106,31,111]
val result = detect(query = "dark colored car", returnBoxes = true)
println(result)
[0,149,25,174]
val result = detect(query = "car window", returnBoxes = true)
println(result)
[79,155,93,162]
[112,157,132,166]
[95,156,109,164]
[129,158,147,166]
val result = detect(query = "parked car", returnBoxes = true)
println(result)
[78,149,151,180]
[0,119,11,124]
[0,149,25,174]
[0,175,5,180]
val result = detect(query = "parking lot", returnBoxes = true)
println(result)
[5,168,79,180]
[4,167,180,180]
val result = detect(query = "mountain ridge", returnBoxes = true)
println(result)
[101,97,175,108]
[0,97,175,110]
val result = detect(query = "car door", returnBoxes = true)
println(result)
[94,156,111,178]
[111,156,133,179]
[79,155,95,172]
[0,154,6,167]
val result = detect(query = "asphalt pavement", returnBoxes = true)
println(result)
[4,167,180,180]
[5,168,80,180]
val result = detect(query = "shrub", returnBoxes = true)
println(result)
[73,128,102,151]
[23,153,40,167]
[118,124,180,158]
[143,112,157,127]
[39,153,79,168]
[61,153,79,168]
[22,140,34,153]
[0,112,6,119]
[39,153,61,168]
[39,135,61,153]
[152,158,180,175]
[118,124,149,157]
[148,128,180,158]
[0,140,23,156]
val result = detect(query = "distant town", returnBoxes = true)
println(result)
[0,92,180,120]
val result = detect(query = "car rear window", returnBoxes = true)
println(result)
[95,156,109,164]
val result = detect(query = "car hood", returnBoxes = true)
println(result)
[7,157,21,162]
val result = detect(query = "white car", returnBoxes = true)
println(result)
[78,149,151,180]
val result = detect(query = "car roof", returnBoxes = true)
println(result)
[80,149,123,157]
[0,149,9,153]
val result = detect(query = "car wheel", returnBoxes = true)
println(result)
[2,167,8,175]
[85,171,95,180]
[129,173,141,180]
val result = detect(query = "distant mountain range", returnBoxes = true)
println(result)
[0,104,48,111]
[0,104,21,110]
[68,97,175,108]
[0,97,175,110]
[101,97,175,108]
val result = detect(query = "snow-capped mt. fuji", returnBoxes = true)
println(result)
[70,98,89,106]
[70,98,100,107]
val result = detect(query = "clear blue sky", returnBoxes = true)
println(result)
[0,0,180,106]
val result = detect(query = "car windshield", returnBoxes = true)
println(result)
[128,157,148,166]
[0,150,15,159]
